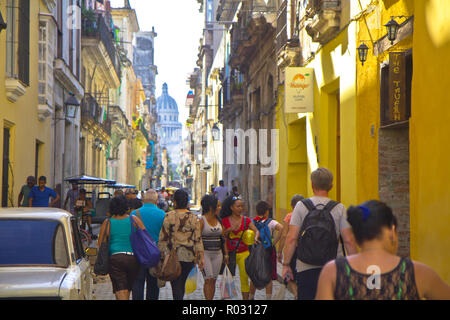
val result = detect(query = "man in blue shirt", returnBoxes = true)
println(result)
[28,176,60,208]
[131,189,166,300]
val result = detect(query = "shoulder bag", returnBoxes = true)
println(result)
[94,218,111,276]
[130,211,161,268]
[155,211,182,281]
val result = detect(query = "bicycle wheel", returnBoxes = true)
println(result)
[79,229,92,249]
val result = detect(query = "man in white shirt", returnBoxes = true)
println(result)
[214,180,229,203]
[282,167,358,300]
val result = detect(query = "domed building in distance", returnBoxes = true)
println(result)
[156,83,182,177]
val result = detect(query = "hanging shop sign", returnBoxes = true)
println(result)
[285,67,314,113]
[389,52,406,121]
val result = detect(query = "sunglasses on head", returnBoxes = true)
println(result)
[232,195,242,201]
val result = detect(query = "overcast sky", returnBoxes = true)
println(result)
[110,0,204,138]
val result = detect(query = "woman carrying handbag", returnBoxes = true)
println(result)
[97,196,146,300]
[157,189,205,300]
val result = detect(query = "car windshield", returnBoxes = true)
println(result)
[0,219,69,267]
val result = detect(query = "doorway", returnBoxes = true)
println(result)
[2,128,11,207]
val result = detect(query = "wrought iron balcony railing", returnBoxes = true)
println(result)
[82,13,121,79]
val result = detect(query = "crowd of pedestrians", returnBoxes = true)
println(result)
[93,171,449,300]
[16,169,449,300]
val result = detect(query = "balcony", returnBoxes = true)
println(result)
[81,94,111,137]
[216,0,240,23]
[82,13,121,86]
[228,8,275,70]
[305,0,341,44]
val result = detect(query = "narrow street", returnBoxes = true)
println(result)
[1,0,449,302]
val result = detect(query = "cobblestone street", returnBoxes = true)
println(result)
[91,263,294,300]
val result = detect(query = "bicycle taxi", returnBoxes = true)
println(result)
[64,175,116,247]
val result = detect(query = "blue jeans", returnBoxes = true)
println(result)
[132,265,160,300]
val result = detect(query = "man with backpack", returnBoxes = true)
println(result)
[248,200,283,300]
[282,167,358,300]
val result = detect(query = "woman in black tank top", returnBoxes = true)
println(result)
[316,200,450,300]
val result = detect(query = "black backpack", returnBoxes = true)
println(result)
[297,199,339,266]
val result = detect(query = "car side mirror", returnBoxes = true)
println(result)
[85,247,98,257]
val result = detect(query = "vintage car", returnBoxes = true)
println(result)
[0,208,95,300]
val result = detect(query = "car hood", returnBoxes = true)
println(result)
[0,267,67,298]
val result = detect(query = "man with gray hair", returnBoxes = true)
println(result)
[131,189,166,300]
[282,167,358,300]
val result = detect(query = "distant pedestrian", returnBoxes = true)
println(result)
[232,186,239,197]
[277,194,304,299]
[75,189,94,238]
[127,197,143,212]
[249,200,283,300]
[158,189,205,300]
[97,196,146,300]
[18,176,35,207]
[131,190,166,300]
[161,187,169,199]
[282,167,358,300]
[28,176,60,208]
[209,185,215,196]
[114,189,124,197]
[221,195,260,300]
[316,200,450,300]
[125,189,138,200]
[64,183,79,214]
[214,180,229,203]
[199,194,228,300]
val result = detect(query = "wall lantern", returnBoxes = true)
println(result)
[0,10,6,33]
[211,123,220,141]
[384,16,411,45]
[65,92,80,119]
[357,43,369,66]
[384,18,400,45]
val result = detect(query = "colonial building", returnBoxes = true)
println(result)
[1,0,54,207]
[80,0,119,181]
[50,0,85,203]
[133,28,159,188]
[156,83,182,183]
[273,0,450,283]
[208,0,278,216]
[110,1,140,187]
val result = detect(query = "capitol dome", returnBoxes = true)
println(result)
[156,83,179,123]
[156,83,183,170]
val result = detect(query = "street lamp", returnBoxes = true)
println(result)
[357,42,369,66]
[211,123,220,141]
[65,93,80,119]
[384,18,400,45]
[0,10,6,34]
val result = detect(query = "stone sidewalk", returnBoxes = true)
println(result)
[92,263,295,300]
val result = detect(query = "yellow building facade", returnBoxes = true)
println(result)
[276,0,450,282]
[130,79,149,190]
[0,0,52,207]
